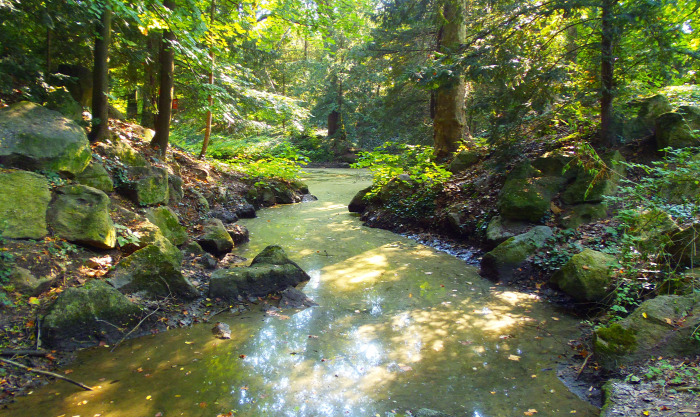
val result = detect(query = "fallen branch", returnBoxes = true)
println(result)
[110,306,160,352]
[0,357,92,391]
[0,350,51,357]
[575,353,594,380]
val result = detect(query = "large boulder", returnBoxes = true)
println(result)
[146,206,187,246]
[678,105,700,132]
[0,170,51,239]
[560,151,625,205]
[348,186,373,213]
[497,163,564,222]
[0,101,91,176]
[108,240,198,299]
[96,140,148,168]
[594,293,700,370]
[197,218,234,256]
[227,224,250,245]
[118,166,169,206]
[655,112,699,149]
[44,87,83,122]
[74,160,114,193]
[209,245,310,301]
[484,216,531,247]
[448,149,480,173]
[636,94,674,131]
[480,226,553,282]
[41,280,142,350]
[550,249,615,302]
[47,184,116,249]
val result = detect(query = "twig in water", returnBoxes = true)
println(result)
[110,306,161,352]
[575,353,594,380]
[0,350,51,357]
[0,357,93,391]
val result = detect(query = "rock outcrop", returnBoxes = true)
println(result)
[550,249,615,302]
[47,184,116,249]
[0,170,51,239]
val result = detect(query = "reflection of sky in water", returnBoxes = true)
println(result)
[2,169,600,417]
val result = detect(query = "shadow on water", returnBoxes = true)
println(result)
[1,169,599,417]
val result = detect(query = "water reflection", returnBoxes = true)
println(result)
[1,169,598,417]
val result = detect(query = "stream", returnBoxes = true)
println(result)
[1,168,599,417]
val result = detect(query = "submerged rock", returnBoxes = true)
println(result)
[41,280,142,350]
[280,287,318,308]
[212,322,231,339]
[0,170,51,239]
[348,185,373,213]
[209,245,310,301]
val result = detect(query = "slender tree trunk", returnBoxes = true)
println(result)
[151,0,176,156]
[600,0,616,145]
[433,0,467,159]
[46,28,51,74]
[88,6,112,143]
[199,0,216,159]
[141,33,158,128]
[126,90,138,120]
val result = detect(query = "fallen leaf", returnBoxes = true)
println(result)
[185,341,194,345]
[239,354,246,359]
[524,409,538,416]
[508,355,521,361]
[199,402,207,408]
[146,395,152,400]
[642,312,648,319]
[64,369,73,375]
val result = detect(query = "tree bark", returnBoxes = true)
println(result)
[151,0,176,157]
[88,5,112,143]
[433,0,467,160]
[199,0,216,159]
[600,0,616,145]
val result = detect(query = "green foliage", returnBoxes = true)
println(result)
[640,358,700,391]
[0,221,14,306]
[115,224,140,248]
[532,230,583,274]
[352,142,452,197]
[230,156,305,183]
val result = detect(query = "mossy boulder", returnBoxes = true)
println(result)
[209,245,310,301]
[96,139,148,167]
[74,160,114,193]
[118,166,169,206]
[655,112,699,149]
[44,87,83,122]
[8,267,53,296]
[41,280,142,350]
[550,249,615,302]
[0,101,91,176]
[484,216,531,246]
[168,174,184,205]
[0,170,51,239]
[109,240,197,299]
[636,94,673,131]
[448,149,480,173]
[480,226,553,282]
[497,167,564,222]
[146,206,187,246]
[678,105,700,131]
[227,224,250,245]
[594,294,700,370]
[197,218,234,256]
[561,151,625,205]
[558,203,608,229]
[348,186,374,213]
[47,184,116,249]
[531,151,574,178]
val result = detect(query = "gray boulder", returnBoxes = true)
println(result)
[41,280,142,350]
[209,245,310,301]
[594,293,700,370]
[348,186,373,213]
[558,203,608,229]
[0,101,91,176]
[96,139,148,167]
[485,216,531,247]
[227,224,250,245]
[480,226,553,282]
[668,222,700,267]
[44,87,83,122]
[550,249,615,302]
[0,170,51,239]
[47,184,116,249]
[168,174,184,205]
[448,149,480,173]
[74,160,114,193]
[197,218,234,256]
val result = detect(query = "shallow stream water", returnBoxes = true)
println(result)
[2,168,599,417]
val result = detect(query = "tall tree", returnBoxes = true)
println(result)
[199,0,216,159]
[433,0,467,159]
[151,0,176,156]
[89,3,112,143]
[599,0,616,146]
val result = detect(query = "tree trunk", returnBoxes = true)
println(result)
[151,0,176,157]
[199,0,216,159]
[600,0,616,145]
[88,6,112,143]
[126,90,138,120]
[46,28,51,74]
[140,33,158,128]
[433,0,466,159]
